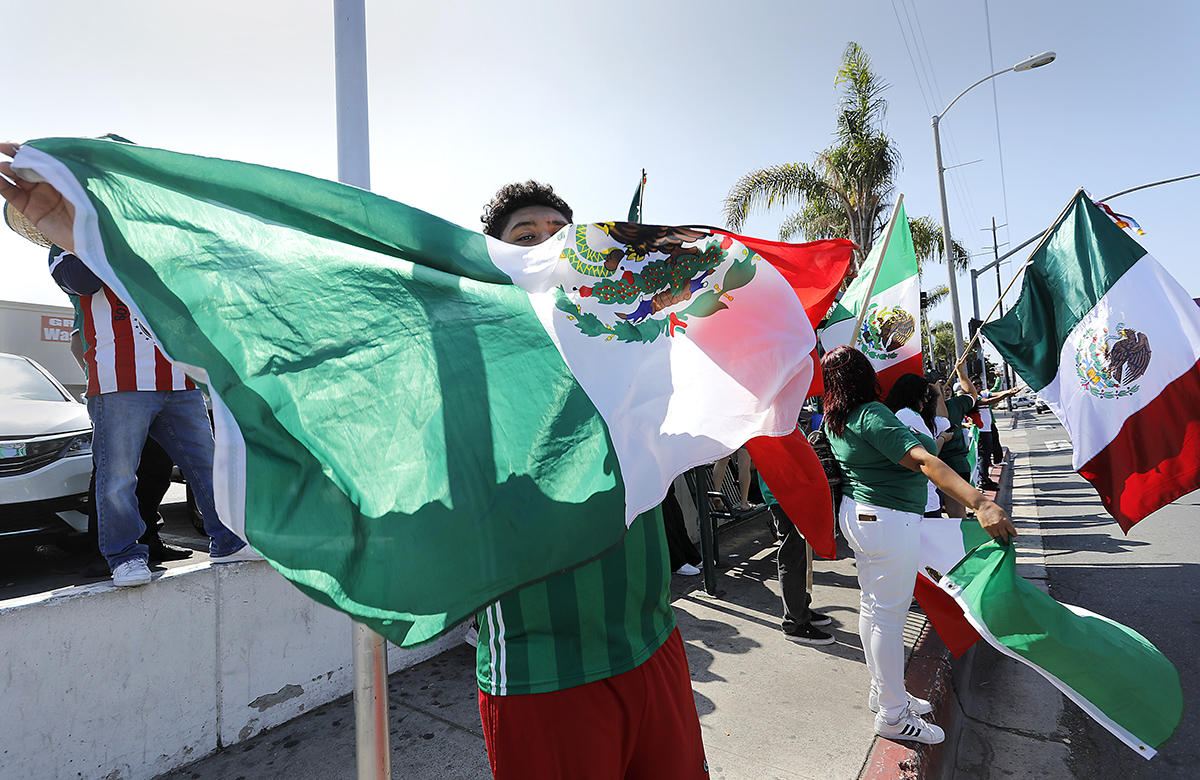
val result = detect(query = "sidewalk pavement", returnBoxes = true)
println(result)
[162,458,1019,780]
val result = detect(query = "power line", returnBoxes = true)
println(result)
[900,0,985,249]
[983,0,1012,247]
[891,0,985,255]
[890,0,934,115]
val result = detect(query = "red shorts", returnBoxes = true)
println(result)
[478,627,708,780]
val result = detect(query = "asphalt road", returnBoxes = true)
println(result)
[0,482,209,599]
[957,409,1197,778]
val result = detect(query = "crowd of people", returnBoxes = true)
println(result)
[2,157,1022,777]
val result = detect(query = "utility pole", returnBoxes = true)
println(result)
[989,217,1015,411]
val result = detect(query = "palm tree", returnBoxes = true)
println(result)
[927,320,956,376]
[909,215,968,273]
[723,42,969,273]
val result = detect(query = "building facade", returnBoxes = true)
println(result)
[0,299,86,398]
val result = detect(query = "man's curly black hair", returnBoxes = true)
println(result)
[480,180,573,238]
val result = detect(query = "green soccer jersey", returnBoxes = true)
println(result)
[939,394,977,475]
[829,401,929,514]
[475,507,676,696]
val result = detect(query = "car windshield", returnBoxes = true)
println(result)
[0,355,70,402]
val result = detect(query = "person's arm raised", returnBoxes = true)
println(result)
[954,362,979,400]
[977,385,1025,405]
[899,445,1017,542]
[0,143,76,253]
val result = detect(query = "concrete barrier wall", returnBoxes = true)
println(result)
[0,559,461,780]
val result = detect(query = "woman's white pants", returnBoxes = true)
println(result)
[838,497,921,722]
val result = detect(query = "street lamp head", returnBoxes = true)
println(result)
[1013,51,1056,72]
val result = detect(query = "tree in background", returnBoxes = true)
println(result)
[723,42,968,274]
[724,41,971,356]
[927,320,956,377]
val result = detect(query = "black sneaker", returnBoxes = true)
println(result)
[979,478,1000,491]
[783,623,835,645]
[148,543,194,563]
[808,610,833,627]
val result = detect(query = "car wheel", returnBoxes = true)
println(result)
[186,484,206,534]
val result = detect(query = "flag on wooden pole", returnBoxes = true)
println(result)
[983,191,1200,530]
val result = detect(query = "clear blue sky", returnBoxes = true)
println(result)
[5,0,1198,358]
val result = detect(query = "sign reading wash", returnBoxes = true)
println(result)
[41,315,72,343]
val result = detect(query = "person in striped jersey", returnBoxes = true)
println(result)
[475,182,708,779]
[48,246,257,586]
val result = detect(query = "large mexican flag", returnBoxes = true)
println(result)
[820,200,922,394]
[917,518,1181,758]
[11,138,851,645]
[983,191,1200,530]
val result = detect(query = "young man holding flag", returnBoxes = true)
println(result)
[473,181,709,779]
[0,139,850,776]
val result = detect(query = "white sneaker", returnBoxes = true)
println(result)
[464,626,479,648]
[869,688,933,715]
[211,544,264,564]
[674,563,702,576]
[874,708,945,745]
[112,558,151,587]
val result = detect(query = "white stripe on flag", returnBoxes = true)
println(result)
[1040,255,1200,468]
[488,229,815,525]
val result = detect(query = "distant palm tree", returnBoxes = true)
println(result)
[928,320,956,374]
[724,42,968,274]
[909,215,969,273]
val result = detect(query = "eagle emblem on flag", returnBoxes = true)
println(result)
[1075,323,1152,399]
[857,303,915,360]
[554,222,758,343]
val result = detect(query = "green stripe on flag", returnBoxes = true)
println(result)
[823,201,916,325]
[24,137,630,647]
[945,540,1182,757]
[981,192,1148,391]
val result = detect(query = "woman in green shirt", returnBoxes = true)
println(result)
[821,346,1016,746]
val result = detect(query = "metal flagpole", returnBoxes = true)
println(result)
[333,2,390,778]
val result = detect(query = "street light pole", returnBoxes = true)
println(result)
[932,115,963,357]
[932,50,1056,360]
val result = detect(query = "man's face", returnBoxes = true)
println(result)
[499,205,568,247]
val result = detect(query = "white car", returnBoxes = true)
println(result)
[0,353,92,541]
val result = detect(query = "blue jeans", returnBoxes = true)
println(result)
[88,389,245,569]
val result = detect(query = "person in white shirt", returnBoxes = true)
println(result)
[885,374,954,517]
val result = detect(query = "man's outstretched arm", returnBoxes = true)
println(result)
[0,142,76,253]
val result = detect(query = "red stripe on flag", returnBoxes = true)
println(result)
[1079,361,1200,531]
[913,575,980,657]
[807,347,824,398]
[105,287,137,391]
[746,430,836,559]
[717,233,854,331]
[874,354,925,398]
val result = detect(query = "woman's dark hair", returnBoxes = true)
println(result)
[820,346,880,437]
[885,373,937,433]
[480,180,574,238]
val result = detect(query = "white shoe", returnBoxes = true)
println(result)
[869,688,933,715]
[464,626,479,648]
[112,558,151,587]
[874,708,945,745]
[211,544,264,564]
[674,563,702,576]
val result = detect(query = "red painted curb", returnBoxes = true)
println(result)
[858,451,1010,779]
